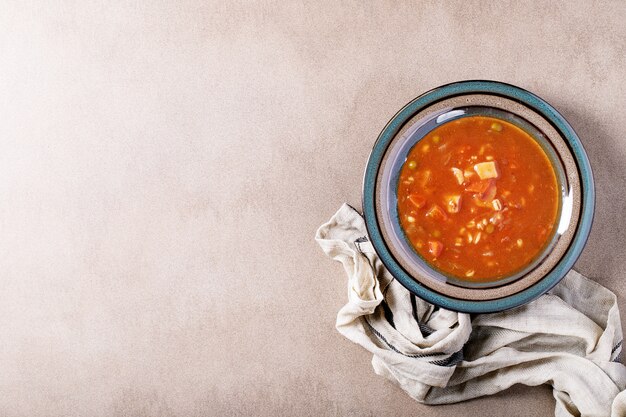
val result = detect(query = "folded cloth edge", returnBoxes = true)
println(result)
[316,203,626,417]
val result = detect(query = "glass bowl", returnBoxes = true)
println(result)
[362,81,594,313]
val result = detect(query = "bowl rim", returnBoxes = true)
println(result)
[362,80,595,313]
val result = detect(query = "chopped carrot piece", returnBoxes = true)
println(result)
[407,194,426,209]
[428,240,443,257]
[425,204,448,221]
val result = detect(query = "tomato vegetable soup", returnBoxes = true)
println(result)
[397,115,559,283]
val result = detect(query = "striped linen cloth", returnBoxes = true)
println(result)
[316,204,626,417]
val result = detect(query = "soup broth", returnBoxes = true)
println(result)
[397,115,559,282]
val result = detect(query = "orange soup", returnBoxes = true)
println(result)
[397,116,559,282]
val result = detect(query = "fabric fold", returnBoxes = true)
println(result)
[316,204,626,417]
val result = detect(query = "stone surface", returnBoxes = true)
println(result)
[0,1,624,416]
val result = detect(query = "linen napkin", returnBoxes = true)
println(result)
[316,203,626,417]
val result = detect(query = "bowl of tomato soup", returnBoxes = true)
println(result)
[363,81,594,313]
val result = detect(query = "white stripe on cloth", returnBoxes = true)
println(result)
[316,203,626,417]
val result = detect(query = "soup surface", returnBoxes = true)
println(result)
[397,115,559,282]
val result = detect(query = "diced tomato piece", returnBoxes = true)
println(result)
[425,204,448,221]
[407,194,426,209]
[428,240,444,257]
[481,181,497,201]
[465,179,493,194]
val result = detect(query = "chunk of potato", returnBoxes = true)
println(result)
[428,240,443,257]
[474,161,499,180]
[445,194,462,213]
[451,167,464,185]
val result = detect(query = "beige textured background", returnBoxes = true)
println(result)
[1,1,625,416]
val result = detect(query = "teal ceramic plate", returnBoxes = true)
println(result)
[362,80,594,313]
